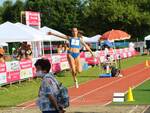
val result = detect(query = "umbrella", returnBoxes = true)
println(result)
[100,29,131,73]
[100,29,131,41]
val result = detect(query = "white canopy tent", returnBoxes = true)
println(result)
[40,26,67,55]
[144,35,150,40]
[15,23,66,42]
[0,22,44,42]
[40,26,66,41]
[15,22,45,38]
[82,34,101,43]
[0,42,8,46]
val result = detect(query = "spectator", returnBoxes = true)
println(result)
[34,58,65,113]
[18,42,27,60]
[26,44,32,60]
[11,48,18,59]
[57,44,63,53]
[62,44,69,53]
[0,46,5,62]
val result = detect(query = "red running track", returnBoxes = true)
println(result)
[18,62,150,108]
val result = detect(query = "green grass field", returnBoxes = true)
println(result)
[0,55,149,107]
[124,79,150,104]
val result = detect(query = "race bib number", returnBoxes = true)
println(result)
[71,39,79,46]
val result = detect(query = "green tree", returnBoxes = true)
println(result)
[25,0,84,34]
[81,0,150,40]
[2,0,24,22]
[2,0,13,22]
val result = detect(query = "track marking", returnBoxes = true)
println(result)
[17,98,37,106]
[141,105,150,113]
[128,105,138,113]
[22,103,36,109]
[105,75,150,105]
[70,67,147,102]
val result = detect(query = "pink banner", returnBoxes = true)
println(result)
[52,63,61,73]
[80,52,85,58]
[85,57,99,65]
[20,60,32,69]
[0,62,6,73]
[0,62,7,85]
[6,71,20,83]
[0,48,138,86]
[25,11,41,26]
[60,53,67,62]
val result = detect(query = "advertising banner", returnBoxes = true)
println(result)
[60,62,69,70]
[60,53,67,62]
[20,68,33,79]
[20,60,33,79]
[0,62,6,73]
[6,61,20,71]
[51,55,61,63]
[20,60,32,69]
[6,71,20,83]
[25,11,41,27]
[0,73,7,85]
[52,63,61,73]
[6,61,20,83]
[0,63,7,85]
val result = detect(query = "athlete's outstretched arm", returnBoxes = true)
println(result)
[47,32,69,40]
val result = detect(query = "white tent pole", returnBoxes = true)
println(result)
[113,41,118,68]
[42,41,45,56]
[50,41,52,55]
[31,42,34,58]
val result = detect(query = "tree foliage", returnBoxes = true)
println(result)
[0,0,150,40]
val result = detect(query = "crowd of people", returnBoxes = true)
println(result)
[0,42,32,62]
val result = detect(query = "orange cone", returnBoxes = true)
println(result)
[146,60,149,67]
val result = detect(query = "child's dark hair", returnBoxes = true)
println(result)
[34,58,51,73]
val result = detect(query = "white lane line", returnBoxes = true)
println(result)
[128,105,138,113]
[22,102,36,109]
[141,105,150,113]
[17,98,37,106]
